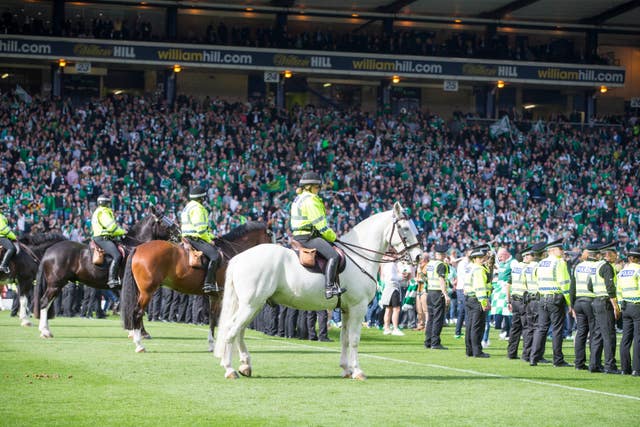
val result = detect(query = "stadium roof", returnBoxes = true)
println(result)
[182,0,640,32]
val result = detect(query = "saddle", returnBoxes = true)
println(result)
[290,240,346,275]
[90,240,126,266]
[181,238,205,269]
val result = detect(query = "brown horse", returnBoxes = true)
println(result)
[121,221,272,352]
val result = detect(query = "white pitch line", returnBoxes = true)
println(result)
[254,336,640,402]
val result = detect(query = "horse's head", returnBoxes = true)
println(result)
[389,202,423,266]
[127,208,181,243]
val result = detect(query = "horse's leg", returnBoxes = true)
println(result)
[221,303,261,379]
[236,328,251,377]
[19,294,31,326]
[340,309,351,378]
[346,305,368,380]
[132,290,152,353]
[38,284,62,339]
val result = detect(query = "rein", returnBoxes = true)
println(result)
[334,215,420,285]
[19,242,41,264]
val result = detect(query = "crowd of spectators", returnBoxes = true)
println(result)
[1,91,639,262]
[1,8,612,65]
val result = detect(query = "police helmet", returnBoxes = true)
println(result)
[189,185,207,200]
[97,195,111,206]
[299,171,322,187]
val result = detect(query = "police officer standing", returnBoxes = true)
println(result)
[464,245,491,358]
[530,239,572,367]
[522,242,546,363]
[0,208,17,274]
[617,247,640,376]
[181,185,221,294]
[424,244,450,350]
[570,244,600,371]
[92,195,126,288]
[506,246,530,360]
[590,241,622,374]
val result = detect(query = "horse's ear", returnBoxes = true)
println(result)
[393,201,402,217]
[149,204,159,216]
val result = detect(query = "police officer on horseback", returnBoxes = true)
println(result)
[92,195,126,288]
[291,171,345,299]
[0,209,17,274]
[181,185,221,294]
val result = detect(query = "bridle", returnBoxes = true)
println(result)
[335,212,420,284]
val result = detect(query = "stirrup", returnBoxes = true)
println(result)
[107,278,121,289]
[0,265,9,274]
[203,282,220,294]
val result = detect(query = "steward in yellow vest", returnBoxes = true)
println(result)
[424,245,451,350]
[464,244,492,358]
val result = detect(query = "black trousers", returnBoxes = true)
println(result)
[620,303,640,374]
[161,288,175,321]
[93,237,122,265]
[465,297,486,357]
[531,294,566,365]
[507,297,526,358]
[307,310,328,340]
[148,288,163,321]
[293,235,339,261]
[425,290,446,347]
[523,298,539,361]
[591,297,618,371]
[573,297,595,369]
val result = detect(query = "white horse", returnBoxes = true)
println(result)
[214,202,422,380]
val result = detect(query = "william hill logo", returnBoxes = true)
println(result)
[73,44,112,57]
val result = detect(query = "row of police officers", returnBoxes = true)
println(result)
[503,239,640,375]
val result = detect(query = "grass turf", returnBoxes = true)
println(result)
[0,310,638,426]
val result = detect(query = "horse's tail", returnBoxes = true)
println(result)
[33,260,49,319]
[214,259,239,358]
[121,247,139,331]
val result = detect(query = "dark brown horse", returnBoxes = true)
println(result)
[121,221,272,353]
[0,232,67,326]
[34,207,180,338]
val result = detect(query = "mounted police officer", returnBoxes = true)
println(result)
[181,185,221,294]
[92,195,126,288]
[0,209,17,274]
[291,171,345,299]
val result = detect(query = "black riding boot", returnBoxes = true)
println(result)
[0,247,14,274]
[107,260,121,288]
[324,258,346,299]
[203,258,220,294]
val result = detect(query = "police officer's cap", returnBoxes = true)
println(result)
[189,185,207,199]
[434,244,449,254]
[598,241,618,253]
[520,245,533,256]
[585,243,600,252]
[97,195,111,204]
[299,171,322,186]
[626,247,640,257]
[531,242,547,253]
[469,244,490,258]
[545,238,564,250]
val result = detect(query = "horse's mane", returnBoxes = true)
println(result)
[127,213,154,236]
[20,232,67,246]
[218,221,268,242]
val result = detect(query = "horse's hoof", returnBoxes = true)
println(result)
[127,331,134,339]
[225,371,239,379]
[135,346,146,353]
[21,320,32,327]
[239,365,252,377]
[208,345,215,353]
[142,333,152,340]
[341,371,352,379]
[40,330,53,339]
[352,372,367,381]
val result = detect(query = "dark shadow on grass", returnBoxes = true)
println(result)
[245,374,506,380]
